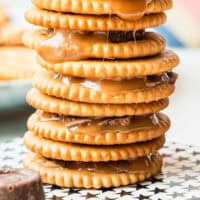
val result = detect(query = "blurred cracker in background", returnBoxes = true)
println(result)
[0,3,38,81]
[0,23,26,46]
[0,2,39,112]
[0,47,37,81]
[0,5,9,25]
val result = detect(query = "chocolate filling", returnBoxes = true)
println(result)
[108,30,145,43]
[47,29,145,43]
[82,30,145,43]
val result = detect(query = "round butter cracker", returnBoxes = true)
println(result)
[23,30,165,60]
[28,111,170,145]
[23,153,162,188]
[26,89,169,117]
[31,0,172,15]
[37,50,179,79]
[0,47,38,80]
[25,8,166,31]
[0,6,8,26]
[24,131,165,162]
[33,70,175,104]
[0,23,26,46]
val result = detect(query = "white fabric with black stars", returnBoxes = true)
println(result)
[0,139,200,200]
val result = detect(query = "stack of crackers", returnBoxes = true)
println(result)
[23,0,179,188]
[0,5,37,81]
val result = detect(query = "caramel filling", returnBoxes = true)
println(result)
[47,154,159,173]
[38,29,145,63]
[110,0,152,21]
[38,111,169,135]
[53,72,177,94]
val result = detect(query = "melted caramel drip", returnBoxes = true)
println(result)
[38,29,145,63]
[37,0,152,62]
[38,111,168,136]
[38,30,98,63]
[53,72,177,94]
[110,0,150,21]
[49,154,159,173]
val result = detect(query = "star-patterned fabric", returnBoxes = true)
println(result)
[0,138,200,200]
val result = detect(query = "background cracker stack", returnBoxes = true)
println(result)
[0,5,8,26]
[0,4,37,81]
[23,0,179,188]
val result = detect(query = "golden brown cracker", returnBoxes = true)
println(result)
[25,8,166,31]
[26,89,169,117]
[24,131,165,162]
[23,153,162,188]
[23,30,165,60]
[0,6,8,25]
[0,47,38,80]
[37,50,179,79]
[33,70,175,104]
[28,111,170,145]
[31,0,172,15]
[0,23,26,46]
